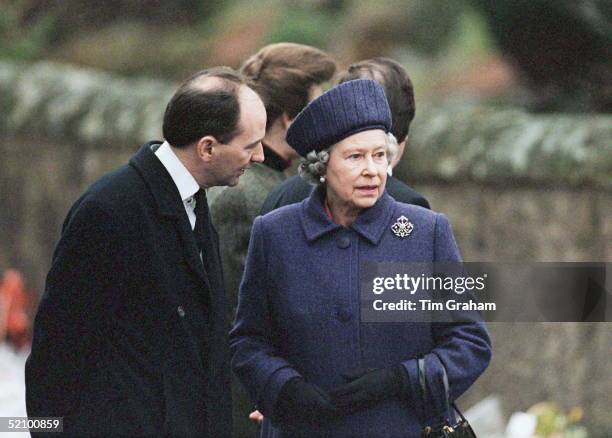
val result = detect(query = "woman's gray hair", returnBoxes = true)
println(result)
[298,149,330,185]
[298,132,398,185]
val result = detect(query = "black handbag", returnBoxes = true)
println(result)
[416,357,477,438]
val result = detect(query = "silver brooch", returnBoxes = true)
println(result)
[391,215,414,238]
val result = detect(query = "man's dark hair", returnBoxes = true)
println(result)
[163,67,248,148]
[337,57,415,142]
[241,43,336,130]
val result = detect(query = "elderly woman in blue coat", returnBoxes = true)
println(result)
[230,79,491,437]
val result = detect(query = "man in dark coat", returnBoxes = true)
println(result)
[25,67,267,436]
[260,57,430,215]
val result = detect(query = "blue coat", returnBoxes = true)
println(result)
[230,188,491,437]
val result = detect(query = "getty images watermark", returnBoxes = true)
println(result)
[360,262,610,323]
[371,272,491,312]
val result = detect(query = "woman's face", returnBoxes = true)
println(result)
[325,129,388,212]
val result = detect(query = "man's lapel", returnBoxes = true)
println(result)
[129,142,211,291]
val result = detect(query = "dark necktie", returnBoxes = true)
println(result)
[194,189,225,294]
[193,190,228,381]
[193,190,208,254]
[194,189,217,275]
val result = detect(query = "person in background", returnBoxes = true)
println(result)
[231,79,491,437]
[260,57,430,214]
[26,67,266,436]
[208,42,335,436]
[210,43,336,311]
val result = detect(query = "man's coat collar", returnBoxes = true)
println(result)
[129,141,187,218]
[129,141,211,289]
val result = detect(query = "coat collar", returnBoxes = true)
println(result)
[262,144,292,172]
[301,185,395,245]
[129,141,186,218]
[154,141,200,203]
[129,141,211,287]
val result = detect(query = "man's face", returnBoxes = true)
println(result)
[391,140,406,169]
[210,86,266,186]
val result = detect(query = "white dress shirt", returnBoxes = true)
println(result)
[155,141,200,230]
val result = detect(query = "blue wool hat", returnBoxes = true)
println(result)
[286,79,392,157]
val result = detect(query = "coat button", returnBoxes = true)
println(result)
[336,308,352,322]
[177,306,186,317]
[337,235,351,249]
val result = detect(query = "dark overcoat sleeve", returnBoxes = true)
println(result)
[401,213,492,421]
[259,176,313,215]
[229,216,301,418]
[385,176,430,209]
[25,198,125,434]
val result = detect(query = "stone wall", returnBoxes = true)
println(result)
[1,61,611,434]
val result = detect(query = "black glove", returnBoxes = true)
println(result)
[274,377,338,426]
[330,365,407,412]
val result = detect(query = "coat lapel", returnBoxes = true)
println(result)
[350,191,394,245]
[174,215,211,290]
[129,142,211,290]
[300,184,394,245]
[300,185,342,241]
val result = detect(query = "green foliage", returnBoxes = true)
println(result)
[404,0,467,55]
[0,1,55,60]
[267,6,335,48]
[531,403,589,438]
[437,8,496,69]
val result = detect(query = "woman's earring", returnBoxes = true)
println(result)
[319,176,326,183]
